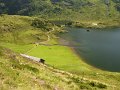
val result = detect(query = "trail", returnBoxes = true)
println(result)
[24,28,55,54]
[40,28,55,44]
[25,44,38,54]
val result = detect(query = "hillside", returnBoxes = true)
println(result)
[0,15,120,90]
[0,0,120,28]
[0,15,63,44]
[0,46,109,90]
[0,0,120,20]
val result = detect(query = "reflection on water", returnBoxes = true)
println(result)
[59,28,120,72]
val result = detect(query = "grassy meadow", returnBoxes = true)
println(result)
[1,46,100,90]
[27,45,91,72]
[0,42,91,73]
[1,42,120,90]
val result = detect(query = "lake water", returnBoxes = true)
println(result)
[59,27,120,72]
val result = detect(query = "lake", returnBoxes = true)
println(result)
[59,27,120,72]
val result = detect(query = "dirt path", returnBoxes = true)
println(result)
[25,45,37,54]
[40,28,55,44]
[24,28,55,54]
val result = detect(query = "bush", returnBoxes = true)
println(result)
[80,83,92,89]
[89,81,107,89]
[31,18,52,31]
[97,83,107,89]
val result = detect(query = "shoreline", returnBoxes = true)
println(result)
[69,46,102,71]
[57,29,120,73]
[57,37,104,72]
[1,39,120,89]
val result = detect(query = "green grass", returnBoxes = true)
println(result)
[24,45,120,90]
[0,46,110,90]
[0,15,62,44]
[0,42,34,53]
[0,42,91,72]
[27,45,91,72]
[1,42,120,89]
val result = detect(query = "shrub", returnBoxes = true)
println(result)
[31,18,52,31]
[97,83,107,89]
[89,81,107,89]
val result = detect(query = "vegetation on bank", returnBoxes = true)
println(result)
[71,19,120,29]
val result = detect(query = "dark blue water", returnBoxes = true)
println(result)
[60,28,120,72]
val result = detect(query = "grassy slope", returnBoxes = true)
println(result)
[2,43,120,89]
[0,0,120,28]
[0,15,49,44]
[0,46,111,90]
[1,0,120,21]
[0,15,120,89]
